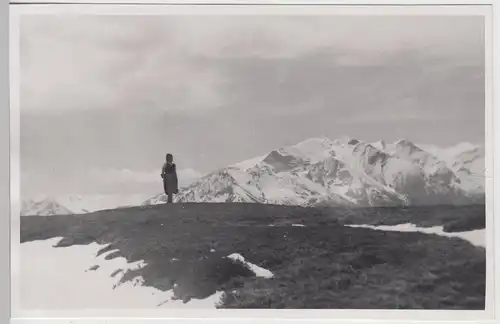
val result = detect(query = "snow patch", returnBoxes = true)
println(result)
[292,224,306,227]
[226,253,274,278]
[345,223,485,248]
[21,238,223,310]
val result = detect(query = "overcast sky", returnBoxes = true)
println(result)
[19,14,485,196]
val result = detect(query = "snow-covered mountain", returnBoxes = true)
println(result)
[21,194,154,216]
[21,167,204,216]
[144,137,485,207]
[21,197,74,216]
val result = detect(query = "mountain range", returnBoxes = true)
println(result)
[21,137,485,216]
[20,194,153,216]
[143,137,485,207]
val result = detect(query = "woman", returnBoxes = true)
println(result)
[161,153,179,203]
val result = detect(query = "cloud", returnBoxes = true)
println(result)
[20,15,484,115]
[350,97,438,122]
[20,16,228,114]
[18,14,485,195]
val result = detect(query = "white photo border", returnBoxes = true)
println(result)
[5,1,498,323]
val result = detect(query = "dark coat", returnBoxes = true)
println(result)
[161,162,179,194]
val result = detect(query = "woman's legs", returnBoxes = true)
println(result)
[163,179,173,203]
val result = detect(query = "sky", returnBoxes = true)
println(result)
[19,14,485,196]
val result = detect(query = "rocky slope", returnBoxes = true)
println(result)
[144,137,485,207]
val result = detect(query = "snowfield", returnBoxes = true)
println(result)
[21,237,224,310]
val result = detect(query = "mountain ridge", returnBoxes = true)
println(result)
[143,137,485,207]
[21,193,154,216]
[22,137,485,215]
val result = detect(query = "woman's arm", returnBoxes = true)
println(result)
[161,163,166,178]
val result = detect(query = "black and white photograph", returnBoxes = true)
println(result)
[10,4,492,317]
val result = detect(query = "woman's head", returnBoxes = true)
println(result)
[166,153,173,163]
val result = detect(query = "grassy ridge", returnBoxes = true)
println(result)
[21,203,485,309]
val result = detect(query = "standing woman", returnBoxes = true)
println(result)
[161,153,179,203]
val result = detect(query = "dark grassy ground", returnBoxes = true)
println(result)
[21,203,485,309]
[318,204,485,232]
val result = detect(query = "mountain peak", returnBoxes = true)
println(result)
[294,136,332,146]
[333,136,361,146]
[394,139,423,153]
[21,196,74,216]
[394,138,416,146]
[371,140,387,151]
[291,137,334,151]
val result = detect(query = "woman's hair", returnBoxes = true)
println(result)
[166,153,173,162]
